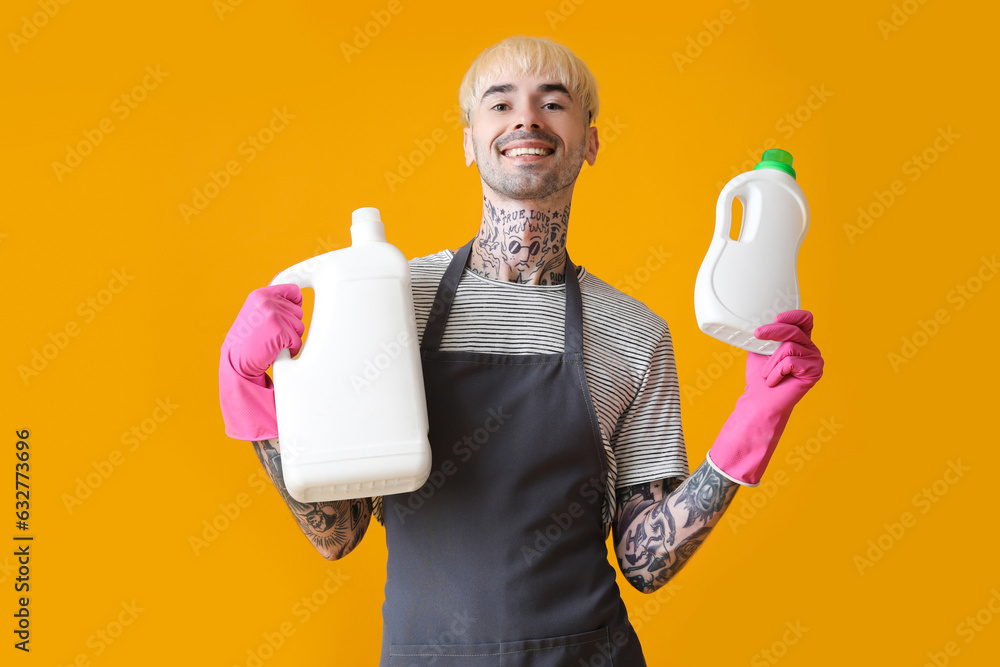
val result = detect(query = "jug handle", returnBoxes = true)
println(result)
[714,180,748,245]
[268,257,319,364]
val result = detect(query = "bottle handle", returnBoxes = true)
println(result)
[714,180,747,244]
[268,256,319,364]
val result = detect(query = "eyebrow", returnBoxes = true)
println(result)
[480,82,573,102]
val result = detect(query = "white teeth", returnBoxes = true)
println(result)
[504,146,552,157]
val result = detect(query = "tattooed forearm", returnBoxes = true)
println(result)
[251,439,371,560]
[613,461,739,593]
[674,463,737,528]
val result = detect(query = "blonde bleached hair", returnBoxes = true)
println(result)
[458,35,600,128]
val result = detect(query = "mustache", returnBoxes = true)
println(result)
[496,131,559,150]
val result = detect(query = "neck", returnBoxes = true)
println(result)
[466,190,573,286]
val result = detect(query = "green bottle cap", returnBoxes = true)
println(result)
[754,148,796,179]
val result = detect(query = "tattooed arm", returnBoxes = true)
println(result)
[613,460,740,593]
[252,439,371,561]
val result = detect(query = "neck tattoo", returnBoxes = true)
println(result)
[466,196,572,286]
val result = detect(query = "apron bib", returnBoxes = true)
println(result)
[380,238,646,666]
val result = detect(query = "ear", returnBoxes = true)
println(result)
[584,125,599,166]
[463,126,476,167]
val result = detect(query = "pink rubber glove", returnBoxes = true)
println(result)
[219,284,305,441]
[706,310,824,486]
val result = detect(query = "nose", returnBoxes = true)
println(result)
[512,103,543,131]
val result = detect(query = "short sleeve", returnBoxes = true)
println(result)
[610,324,689,489]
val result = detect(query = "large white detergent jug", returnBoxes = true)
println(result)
[268,207,431,503]
[694,149,810,355]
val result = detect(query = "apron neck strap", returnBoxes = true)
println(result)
[421,237,584,355]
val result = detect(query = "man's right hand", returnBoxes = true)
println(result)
[706,310,824,486]
[225,284,306,380]
[219,284,305,441]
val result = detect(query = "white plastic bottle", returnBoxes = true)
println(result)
[268,207,431,503]
[694,149,810,355]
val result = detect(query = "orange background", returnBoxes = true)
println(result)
[4,0,999,665]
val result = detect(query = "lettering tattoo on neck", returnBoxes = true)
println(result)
[468,196,571,285]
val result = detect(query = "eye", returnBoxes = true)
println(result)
[490,103,509,111]
[543,103,563,110]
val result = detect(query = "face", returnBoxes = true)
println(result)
[463,71,598,201]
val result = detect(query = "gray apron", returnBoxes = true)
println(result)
[380,238,646,666]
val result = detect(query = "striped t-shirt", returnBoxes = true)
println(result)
[372,248,689,535]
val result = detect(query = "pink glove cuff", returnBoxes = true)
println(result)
[218,347,279,441]
[706,393,792,486]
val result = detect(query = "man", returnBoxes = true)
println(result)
[219,35,823,666]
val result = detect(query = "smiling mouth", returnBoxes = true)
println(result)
[502,146,554,158]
